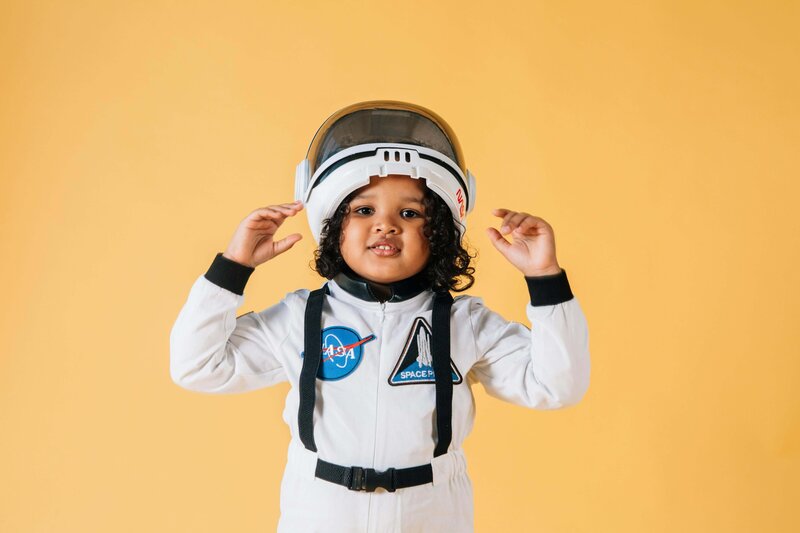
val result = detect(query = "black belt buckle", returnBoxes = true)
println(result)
[348,466,397,493]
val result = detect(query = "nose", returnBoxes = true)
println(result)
[373,213,399,234]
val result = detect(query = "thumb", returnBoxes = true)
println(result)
[273,233,303,256]
[486,228,512,258]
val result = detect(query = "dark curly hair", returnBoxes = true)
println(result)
[312,180,476,292]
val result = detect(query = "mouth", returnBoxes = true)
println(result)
[368,243,400,257]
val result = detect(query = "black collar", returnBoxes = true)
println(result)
[332,264,430,303]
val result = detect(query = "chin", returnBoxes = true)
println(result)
[362,272,402,284]
[353,266,411,285]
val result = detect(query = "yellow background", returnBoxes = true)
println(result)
[2,1,798,531]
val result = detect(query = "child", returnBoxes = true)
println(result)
[170,100,590,532]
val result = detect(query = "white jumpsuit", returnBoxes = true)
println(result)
[170,254,590,532]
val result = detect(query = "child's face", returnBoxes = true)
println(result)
[340,175,430,284]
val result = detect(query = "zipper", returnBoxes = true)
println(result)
[367,301,387,533]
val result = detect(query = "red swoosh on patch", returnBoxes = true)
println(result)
[321,334,376,363]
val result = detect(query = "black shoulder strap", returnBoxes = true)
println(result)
[432,290,454,457]
[298,284,329,452]
[298,286,454,457]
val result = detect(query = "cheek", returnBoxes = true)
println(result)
[338,219,356,248]
[339,221,369,259]
[413,227,431,261]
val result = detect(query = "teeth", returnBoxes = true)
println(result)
[373,245,395,250]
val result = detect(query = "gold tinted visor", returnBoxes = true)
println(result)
[306,100,467,178]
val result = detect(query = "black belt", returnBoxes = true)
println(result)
[315,458,433,493]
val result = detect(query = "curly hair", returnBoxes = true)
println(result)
[312,181,476,292]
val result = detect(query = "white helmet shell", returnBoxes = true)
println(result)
[296,100,477,244]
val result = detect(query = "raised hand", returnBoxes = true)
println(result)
[223,201,304,268]
[486,208,562,277]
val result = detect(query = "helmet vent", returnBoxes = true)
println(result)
[382,149,414,163]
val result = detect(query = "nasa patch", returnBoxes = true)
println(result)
[389,317,462,386]
[301,326,376,381]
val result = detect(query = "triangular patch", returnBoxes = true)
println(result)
[388,317,462,386]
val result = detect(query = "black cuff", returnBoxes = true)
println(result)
[525,269,574,306]
[204,253,255,296]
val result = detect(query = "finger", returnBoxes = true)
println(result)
[264,208,297,220]
[257,205,302,218]
[486,227,512,255]
[514,216,549,235]
[248,212,290,233]
[491,208,511,218]
[275,201,304,211]
[503,212,530,233]
[500,211,520,234]
[253,208,289,221]
[272,233,303,256]
[265,204,302,216]
[254,201,302,215]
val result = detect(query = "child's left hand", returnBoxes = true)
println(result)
[486,208,562,277]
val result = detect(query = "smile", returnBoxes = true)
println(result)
[369,245,400,257]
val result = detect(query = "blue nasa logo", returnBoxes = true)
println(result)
[302,326,376,381]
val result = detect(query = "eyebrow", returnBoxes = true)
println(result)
[351,193,424,205]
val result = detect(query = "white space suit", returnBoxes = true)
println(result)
[170,253,590,532]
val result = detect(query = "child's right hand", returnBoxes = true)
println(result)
[222,200,304,268]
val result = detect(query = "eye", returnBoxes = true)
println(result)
[401,209,421,219]
[353,206,374,216]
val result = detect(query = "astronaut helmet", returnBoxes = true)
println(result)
[295,100,477,244]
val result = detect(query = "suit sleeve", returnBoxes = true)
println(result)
[467,269,590,409]
[169,253,293,394]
